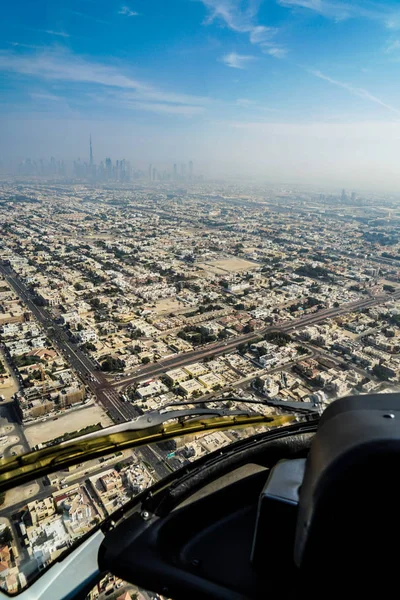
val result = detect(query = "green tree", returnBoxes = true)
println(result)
[372,364,390,380]
[82,342,96,352]
[0,527,12,545]
[90,297,101,309]
[264,331,291,346]
[218,328,229,340]
[296,345,308,355]
[253,376,264,390]
[101,356,125,372]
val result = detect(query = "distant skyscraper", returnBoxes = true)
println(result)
[153,167,157,181]
[351,192,356,202]
[181,163,186,178]
[189,160,193,180]
[105,157,112,180]
[341,189,347,202]
[148,164,152,181]
[89,135,93,167]
[173,163,177,180]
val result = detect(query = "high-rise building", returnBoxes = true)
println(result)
[105,158,112,180]
[341,189,347,202]
[148,164,152,181]
[351,192,356,202]
[189,160,193,180]
[89,135,93,167]
[173,164,177,180]
[153,167,157,181]
[181,163,186,178]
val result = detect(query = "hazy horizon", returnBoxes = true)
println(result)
[3,0,400,190]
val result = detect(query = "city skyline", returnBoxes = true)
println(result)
[1,136,199,182]
[3,1,400,188]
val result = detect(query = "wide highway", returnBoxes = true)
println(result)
[114,290,400,390]
[3,263,400,425]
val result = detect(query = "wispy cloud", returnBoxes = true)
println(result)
[42,29,70,38]
[199,0,286,57]
[236,98,256,106]
[0,50,147,89]
[309,68,400,116]
[265,47,287,58]
[0,49,209,117]
[68,10,110,25]
[221,52,255,69]
[236,97,279,112]
[278,0,400,30]
[384,39,400,53]
[277,0,353,20]
[9,42,45,49]
[386,13,400,30]
[118,6,139,17]
[29,92,61,102]
[222,119,400,141]
[117,100,204,115]
[86,89,206,116]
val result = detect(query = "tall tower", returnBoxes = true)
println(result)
[89,135,93,167]
[189,160,193,180]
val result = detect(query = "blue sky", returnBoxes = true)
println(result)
[2,0,400,187]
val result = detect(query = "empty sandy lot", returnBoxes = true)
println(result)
[153,298,186,315]
[198,257,258,274]
[0,350,20,401]
[4,482,40,508]
[24,404,113,447]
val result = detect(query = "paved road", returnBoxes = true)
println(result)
[3,263,400,483]
[4,262,399,415]
[0,403,31,455]
[0,444,169,515]
[0,486,52,519]
[301,342,381,383]
[0,264,139,425]
[0,264,174,480]
[139,445,172,479]
[114,290,400,391]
